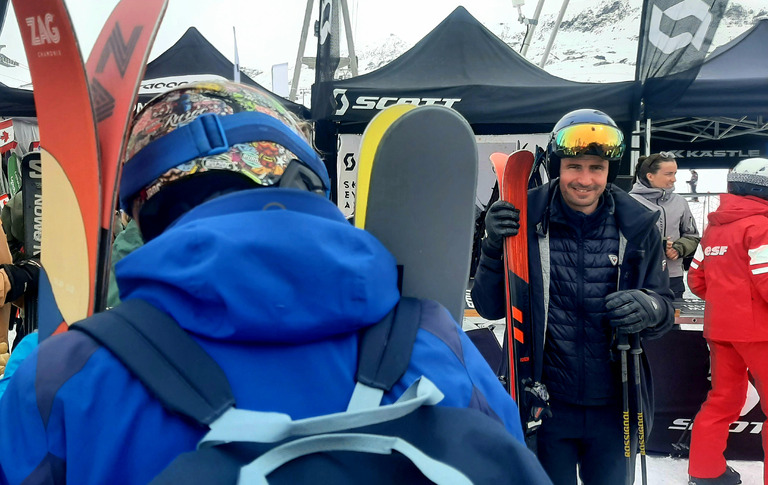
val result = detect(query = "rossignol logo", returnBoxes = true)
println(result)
[704,245,728,256]
[608,254,619,266]
[333,89,461,116]
[623,411,631,457]
[26,14,61,46]
[648,0,713,54]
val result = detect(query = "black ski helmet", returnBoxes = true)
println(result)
[728,157,768,200]
[547,109,625,182]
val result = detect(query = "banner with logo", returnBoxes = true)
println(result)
[314,0,340,85]
[335,134,549,221]
[636,0,729,81]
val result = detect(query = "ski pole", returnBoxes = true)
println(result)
[617,332,632,485]
[631,333,648,485]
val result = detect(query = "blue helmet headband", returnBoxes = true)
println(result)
[119,111,331,210]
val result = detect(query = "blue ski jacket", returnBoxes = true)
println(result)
[0,189,524,485]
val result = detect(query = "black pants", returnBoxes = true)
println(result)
[537,399,638,485]
[669,275,685,300]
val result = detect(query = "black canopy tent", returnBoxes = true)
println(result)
[139,27,309,118]
[0,27,308,120]
[311,7,641,197]
[0,84,35,118]
[312,6,640,135]
[640,19,768,169]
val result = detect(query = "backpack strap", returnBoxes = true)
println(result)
[70,299,234,426]
[71,297,420,419]
[348,297,421,411]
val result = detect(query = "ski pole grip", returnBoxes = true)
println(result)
[616,332,630,351]
[629,333,642,354]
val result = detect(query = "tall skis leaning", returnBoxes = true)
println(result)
[13,0,167,339]
[86,0,168,313]
[13,0,102,336]
[490,151,534,401]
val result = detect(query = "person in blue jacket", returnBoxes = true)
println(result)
[472,109,675,485]
[0,81,534,485]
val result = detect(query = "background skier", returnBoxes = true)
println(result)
[629,152,700,299]
[687,157,768,485]
[0,81,537,484]
[472,109,675,485]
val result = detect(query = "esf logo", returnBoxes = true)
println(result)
[704,245,728,256]
[333,89,461,116]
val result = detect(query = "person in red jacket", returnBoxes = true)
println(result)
[687,157,768,485]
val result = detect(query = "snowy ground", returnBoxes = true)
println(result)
[643,455,762,484]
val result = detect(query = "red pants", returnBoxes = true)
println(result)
[689,340,768,482]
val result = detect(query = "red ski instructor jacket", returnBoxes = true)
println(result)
[688,194,768,342]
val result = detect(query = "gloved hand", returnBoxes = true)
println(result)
[522,379,552,435]
[0,342,8,376]
[605,289,665,335]
[483,201,520,252]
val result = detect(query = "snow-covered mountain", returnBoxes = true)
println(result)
[265,0,768,102]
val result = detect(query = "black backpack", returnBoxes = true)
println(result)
[72,298,551,484]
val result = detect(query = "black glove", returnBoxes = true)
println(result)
[483,201,520,252]
[522,379,552,435]
[1,258,41,303]
[604,289,664,335]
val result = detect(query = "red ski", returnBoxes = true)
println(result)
[13,0,101,330]
[490,151,535,401]
[14,0,167,338]
[86,0,167,312]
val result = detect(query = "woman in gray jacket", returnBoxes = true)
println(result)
[630,152,701,299]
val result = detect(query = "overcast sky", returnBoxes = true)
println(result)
[0,0,643,88]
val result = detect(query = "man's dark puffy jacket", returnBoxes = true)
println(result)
[472,182,675,426]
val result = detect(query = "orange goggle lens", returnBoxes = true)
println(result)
[553,123,625,161]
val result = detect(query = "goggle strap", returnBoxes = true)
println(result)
[121,112,329,208]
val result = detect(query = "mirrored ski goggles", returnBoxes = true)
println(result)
[553,123,625,161]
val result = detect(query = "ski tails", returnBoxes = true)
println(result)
[491,150,534,401]
[86,0,168,312]
[13,0,101,333]
[354,104,417,228]
[362,106,477,323]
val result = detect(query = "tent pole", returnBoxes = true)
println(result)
[645,118,652,156]
[520,0,546,58]
[539,0,569,68]
[339,0,358,76]
[289,0,315,102]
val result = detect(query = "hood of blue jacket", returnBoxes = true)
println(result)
[115,188,400,343]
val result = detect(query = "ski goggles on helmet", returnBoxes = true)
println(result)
[120,111,330,210]
[552,123,625,161]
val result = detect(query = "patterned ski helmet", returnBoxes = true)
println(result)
[547,109,625,182]
[120,80,329,219]
[728,157,768,199]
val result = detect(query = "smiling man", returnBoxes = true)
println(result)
[472,109,675,485]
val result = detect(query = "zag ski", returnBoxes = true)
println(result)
[490,150,535,401]
[86,0,168,312]
[14,0,167,339]
[361,105,477,323]
[13,0,102,334]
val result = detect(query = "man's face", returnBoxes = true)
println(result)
[558,155,609,215]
